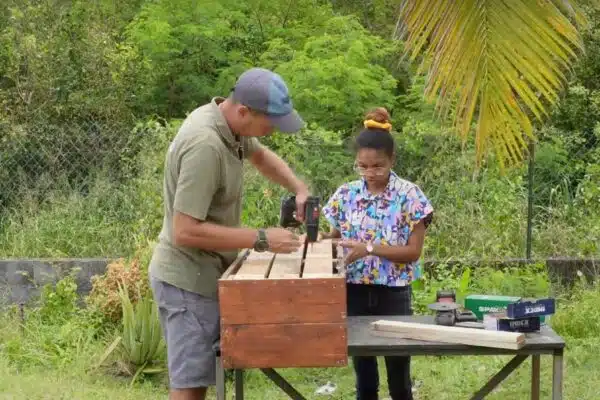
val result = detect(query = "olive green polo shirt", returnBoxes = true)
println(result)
[148,97,262,299]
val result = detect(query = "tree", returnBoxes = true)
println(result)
[395,0,593,169]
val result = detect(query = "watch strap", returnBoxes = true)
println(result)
[258,229,267,242]
[253,229,269,251]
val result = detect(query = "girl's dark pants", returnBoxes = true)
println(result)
[347,282,413,400]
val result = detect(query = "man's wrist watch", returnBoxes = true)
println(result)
[366,242,374,254]
[253,229,269,252]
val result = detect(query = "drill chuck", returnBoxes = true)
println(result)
[304,196,320,242]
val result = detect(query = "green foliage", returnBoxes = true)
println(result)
[96,283,166,384]
[0,276,103,371]
[271,16,399,132]
[0,1,598,397]
[0,0,597,261]
[551,278,600,339]
[122,0,335,117]
[38,273,79,323]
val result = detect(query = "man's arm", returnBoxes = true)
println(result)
[173,213,259,250]
[248,146,308,195]
[174,214,301,253]
[171,140,260,251]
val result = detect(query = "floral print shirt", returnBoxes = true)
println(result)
[322,171,434,287]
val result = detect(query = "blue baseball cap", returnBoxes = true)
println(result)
[231,67,305,133]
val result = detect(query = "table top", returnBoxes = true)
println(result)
[347,315,565,356]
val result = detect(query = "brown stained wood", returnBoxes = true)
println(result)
[302,256,334,278]
[219,277,346,325]
[268,256,302,279]
[371,320,525,350]
[221,322,348,369]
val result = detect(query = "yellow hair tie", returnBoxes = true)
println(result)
[364,119,392,132]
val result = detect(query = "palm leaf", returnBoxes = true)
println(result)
[394,0,590,169]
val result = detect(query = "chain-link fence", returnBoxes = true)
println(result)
[0,118,154,212]
[0,109,597,259]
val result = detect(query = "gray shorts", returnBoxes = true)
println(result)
[150,278,220,389]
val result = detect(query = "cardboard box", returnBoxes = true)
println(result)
[464,295,522,320]
[465,294,548,323]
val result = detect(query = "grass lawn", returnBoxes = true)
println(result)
[2,265,599,399]
[1,336,599,400]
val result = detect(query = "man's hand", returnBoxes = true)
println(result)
[336,239,369,266]
[294,187,310,222]
[265,228,302,253]
[249,147,311,221]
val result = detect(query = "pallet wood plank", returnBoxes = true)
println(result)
[306,239,334,258]
[221,249,251,279]
[371,320,525,350]
[219,277,346,325]
[232,252,274,280]
[302,257,334,278]
[221,322,348,369]
[268,256,302,279]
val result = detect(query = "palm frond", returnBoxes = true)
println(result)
[395,0,590,169]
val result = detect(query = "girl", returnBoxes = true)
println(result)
[321,107,434,400]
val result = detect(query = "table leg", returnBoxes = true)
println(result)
[215,353,226,400]
[235,369,244,400]
[552,349,563,400]
[531,355,540,400]
[469,354,528,400]
[261,368,308,400]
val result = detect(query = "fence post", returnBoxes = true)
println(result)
[526,140,535,260]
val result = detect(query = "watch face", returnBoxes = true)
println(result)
[255,240,269,252]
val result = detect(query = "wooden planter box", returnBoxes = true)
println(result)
[218,239,348,369]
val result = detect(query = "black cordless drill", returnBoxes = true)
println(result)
[279,195,320,242]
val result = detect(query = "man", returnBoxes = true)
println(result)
[148,67,310,400]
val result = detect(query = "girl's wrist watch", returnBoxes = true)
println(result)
[366,243,374,254]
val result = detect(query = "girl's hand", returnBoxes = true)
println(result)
[336,240,369,265]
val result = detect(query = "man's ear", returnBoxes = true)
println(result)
[237,105,251,118]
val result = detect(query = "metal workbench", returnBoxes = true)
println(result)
[215,315,565,400]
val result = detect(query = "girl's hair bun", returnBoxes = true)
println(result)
[363,107,392,132]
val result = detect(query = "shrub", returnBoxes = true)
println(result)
[87,255,149,324]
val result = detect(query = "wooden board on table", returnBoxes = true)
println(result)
[371,320,525,350]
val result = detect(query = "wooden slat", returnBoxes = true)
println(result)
[218,277,346,325]
[302,257,334,278]
[232,252,274,280]
[305,239,334,258]
[371,320,525,350]
[221,249,251,279]
[221,322,348,369]
[268,256,302,279]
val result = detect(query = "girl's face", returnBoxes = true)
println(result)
[354,148,393,187]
